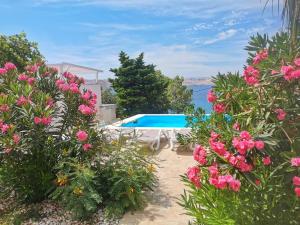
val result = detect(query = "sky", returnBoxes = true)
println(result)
[0,0,283,79]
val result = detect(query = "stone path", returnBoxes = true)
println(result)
[119,144,194,225]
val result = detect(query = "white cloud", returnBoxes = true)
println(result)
[142,44,244,78]
[204,29,237,45]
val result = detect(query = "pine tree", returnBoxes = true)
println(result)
[109,51,169,117]
[167,75,193,113]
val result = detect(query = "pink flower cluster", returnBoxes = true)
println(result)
[4,62,16,71]
[0,104,10,112]
[0,68,7,75]
[17,73,36,86]
[243,65,260,85]
[232,131,264,155]
[207,90,217,103]
[291,157,300,197]
[213,103,226,114]
[16,95,30,106]
[208,165,241,192]
[25,64,38,74]
[0,120,10,134]
[79,89,97,116]
[291,157,300,167]
[34,116,52,126]
[13,134,21,144]
[55,71,84,94]
[253,49,268,65]
[193,145,207,165]
[55,73,97,116]
[280,58,300,81]
[76,130,92,151]
[187,166,201,188]
[0,62,16,76]
[275,108,286,121]
[78,104,96,115]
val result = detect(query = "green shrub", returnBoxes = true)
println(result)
[50,159,102,220]
[96,140,157,218]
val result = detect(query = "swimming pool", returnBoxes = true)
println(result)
[121,114,188,128]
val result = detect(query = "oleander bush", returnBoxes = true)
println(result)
[0,61,156,220]
[180,32,300,224]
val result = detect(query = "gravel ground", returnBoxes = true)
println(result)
[0,199,120,225]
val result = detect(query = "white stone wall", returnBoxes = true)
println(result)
[99,104,117,124]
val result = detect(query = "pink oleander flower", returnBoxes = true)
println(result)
[187,166,201,188]
[208,164,219,178]
[293,176,300,186]
[25,64,38,73]
[193,145,207,165]
[253,49,268,65]
[210,141,227,156]
[79,77,85,84]
[243,65,260,85]
[76,130,88,142]
[233,122,240,131]
[229,179,241,192]
[271,70,279,75]
[229,155,238,166]
[81,92,91,101]
[255,179,261,186]
[78,104,95,115]
[83,143,92,151]
[55,79,65,86]
[263,156,271,165]
[0,68,7,75]
[13,134,21,144]
[291,157,300,167]
[236,140,248,155]
[4,62,16,71]
[1,124,10,133]
[59,83,70,91]
[275,108,286,121]
[63,72,74,80]
[291,70,300,79]
[0,104,10,112]
[215,176,227,189]
[281,65,294,81]
[238,161,253,172]
[213,103,226,114]
[294,58,300,67]
[69,83,80,94]
[46,97,54,107]
[27,77,36,86]
[210,131,220,140]
[41,117,52,126]
[34,117,42,124]
[295,187,300,197]
[207,90,217,103]
[255,140,265,150]
[16,95,29,106]
[18,73,28,81]
[240,131,251,140]
[4,148,12,154]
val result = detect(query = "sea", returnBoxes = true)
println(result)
[187,84,212,113]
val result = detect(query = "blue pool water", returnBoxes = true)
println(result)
[121,115,189,128]
[121,114,230,128]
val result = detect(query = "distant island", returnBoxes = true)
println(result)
[98,77,213,89]
[183,78,212,85]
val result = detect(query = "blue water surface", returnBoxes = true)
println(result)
[121,115,212,128]
[121,115,189,128]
